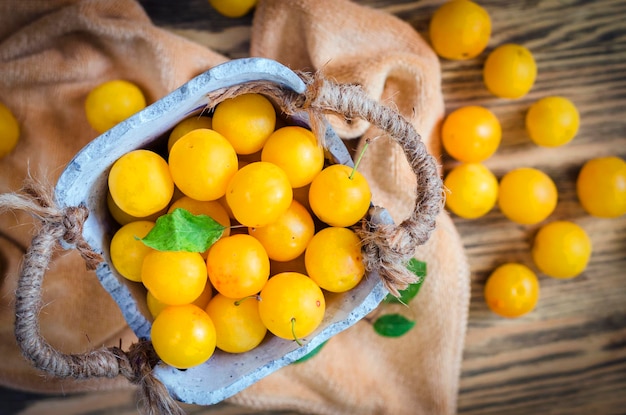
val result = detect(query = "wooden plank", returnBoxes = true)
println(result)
[443,0,626,412]
[2,1,624,414]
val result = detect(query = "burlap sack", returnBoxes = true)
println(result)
[0,0,470,414]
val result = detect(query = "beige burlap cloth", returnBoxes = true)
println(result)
[0,0,470,414]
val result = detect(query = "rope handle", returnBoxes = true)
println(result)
[0,72,443,414]
[0,181,184,415]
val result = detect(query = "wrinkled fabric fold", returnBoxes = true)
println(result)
[0,0,469,413]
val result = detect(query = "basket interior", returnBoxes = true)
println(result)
[54,58,390,405]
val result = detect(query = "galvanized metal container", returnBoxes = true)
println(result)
[54,58,391,405]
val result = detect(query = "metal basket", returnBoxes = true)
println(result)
[54,58,392,405]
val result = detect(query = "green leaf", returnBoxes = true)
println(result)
[384,258,427,304]
[293,340,328,364]
[373,314,415,338]
[140,208,225,252]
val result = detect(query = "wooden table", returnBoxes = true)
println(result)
[3,1,625,414]
[431,1,626,413]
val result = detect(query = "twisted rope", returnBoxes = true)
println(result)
[0,179,185,415]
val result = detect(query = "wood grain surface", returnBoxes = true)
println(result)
[2,0,625,414]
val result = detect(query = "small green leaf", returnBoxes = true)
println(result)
[373,314,415,337]
[293,340,328,364]
[384,258,426,304]
[140,208,225,252]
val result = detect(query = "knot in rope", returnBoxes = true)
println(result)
[61,205,88,244]
[57,204,102,270]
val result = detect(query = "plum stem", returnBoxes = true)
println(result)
[234,295,261,306]
[291,318,303,346]
[349,141,369,180]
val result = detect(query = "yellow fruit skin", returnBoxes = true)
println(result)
[146,290,167,319]
[444,163,498,219]
[483,44,537,99]
[304,227,365,293]
[270,254,307,277]
[85,80,146,133]
[168,128,239,201]
[108,150,174,218]
[498,167,557,225]
[205,293,267,353]
[147,280,213,318]
[576,156,626,218]
[0,101,20,158]
[308,164,371,227]
[208,0,257,18]
[110,221,155,282]
[107,191,166,225]
[261,126,324,188]
[150,304,216,369]
[142,251,208,305]
[258,272,325,340]
[167,115,213,152]
[212,93,276,155]
[442,106,501,162]
[226,162,293,228]
[248,200,315,262]
[532,221,592,279]
[526,96,580,147]
[430,0,491,60]
[206,234,270,299]
[484,263,539,318]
